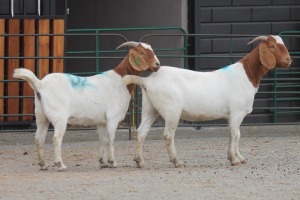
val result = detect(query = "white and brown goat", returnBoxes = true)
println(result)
[13,42,160,171]
[123,35,292,167]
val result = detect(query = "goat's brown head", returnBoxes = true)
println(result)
[248,35,292,69]
[117,41,160,72]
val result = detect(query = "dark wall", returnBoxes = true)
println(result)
[66,0,187,73]
[68,1,185,29]
[194,0,300,70]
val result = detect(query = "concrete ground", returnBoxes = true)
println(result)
[0,125,299,200]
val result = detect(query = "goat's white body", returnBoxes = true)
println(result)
[142,64,257,122]
[37,71,130,126]
[124,63,257,167]
[14,68,131,170]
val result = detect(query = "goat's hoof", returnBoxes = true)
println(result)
[99,157,106,164]
[109,161,117,168]
[136,162,144,168]
[240,160,246,164]
[231,162,241,166]
[99,158,111,168]
[100,164,110,168]
[171,158,185,168]
[175,161,186,168]
[57,167,66,172]
[40,165,48,171]
[38,162,48,171]
[134,157,144,168]
[54,162,67,171]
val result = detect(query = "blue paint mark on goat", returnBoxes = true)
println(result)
[65,74,94,89]
[220,65,230,71]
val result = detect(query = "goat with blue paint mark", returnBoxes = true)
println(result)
[13,41,160,171]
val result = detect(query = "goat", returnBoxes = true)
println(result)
[13,41,160,171]
[123,35,292,168]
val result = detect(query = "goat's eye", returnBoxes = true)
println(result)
[269,45,275,49]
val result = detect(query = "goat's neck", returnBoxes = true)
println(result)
[240,47,269,88]
[113,55,141,94]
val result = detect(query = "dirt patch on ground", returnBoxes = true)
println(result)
[0,126,299,199]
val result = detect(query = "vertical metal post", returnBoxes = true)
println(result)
[183,34,188,68]
[11,0,14,17]
[230,37,233,64]
[273,68,278,123]
[38,0,41,16]
[130,90,136,140]
[95,29,99,73]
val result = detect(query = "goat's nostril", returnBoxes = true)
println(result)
[156,62,160,67]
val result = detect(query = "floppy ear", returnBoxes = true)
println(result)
[259,42,276,69]
[128,49,148,71]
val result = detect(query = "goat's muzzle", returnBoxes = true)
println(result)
[149,58,160,72]
[278,58,293,68]
[279,56,292,68]
[150,63,160,72]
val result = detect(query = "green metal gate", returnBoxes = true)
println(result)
[1,28,299,133]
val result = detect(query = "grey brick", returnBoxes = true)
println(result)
[281,37,292,50]
[198,0,232,7]
[196,58,232,71]
[198,39,212,53]
[198,24,232,34]
[232,38,253,52]
[212,39,231,53]
[252,7,291,22]
[232,23,271,34]
[290,38,300,51]
[212,38,253,53]
[272,22,300,34]
[272,0,300,5]
[199,8,212,23]
[289,56,300,68]
[212,7,251,22]
[0,1,10,15]
[232,0,271,6]
[291,6,300,20]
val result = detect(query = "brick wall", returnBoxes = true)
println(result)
[194,0,300,70]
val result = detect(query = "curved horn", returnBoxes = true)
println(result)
[247,36,268,45]
[116,41,139,49]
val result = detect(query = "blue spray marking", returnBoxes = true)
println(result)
[64,74,95,89]
[220,65,230,71]
[97,71,112,80]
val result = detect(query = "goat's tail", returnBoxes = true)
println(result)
[13,68,42,91]
[123,75,145,87]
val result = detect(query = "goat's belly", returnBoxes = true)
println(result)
[180,109,228,122]
[67,116,106,126]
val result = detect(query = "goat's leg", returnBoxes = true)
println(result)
[52,120,67,171]
[134,114,158,168]
[227,115,245,166]
[97,125,110,168]
[134,89,158,168]
[234,130,246,164]
[35,119,50,170]
[34,103,50,170]
[106,121,118,168]
[163,121,184,168]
